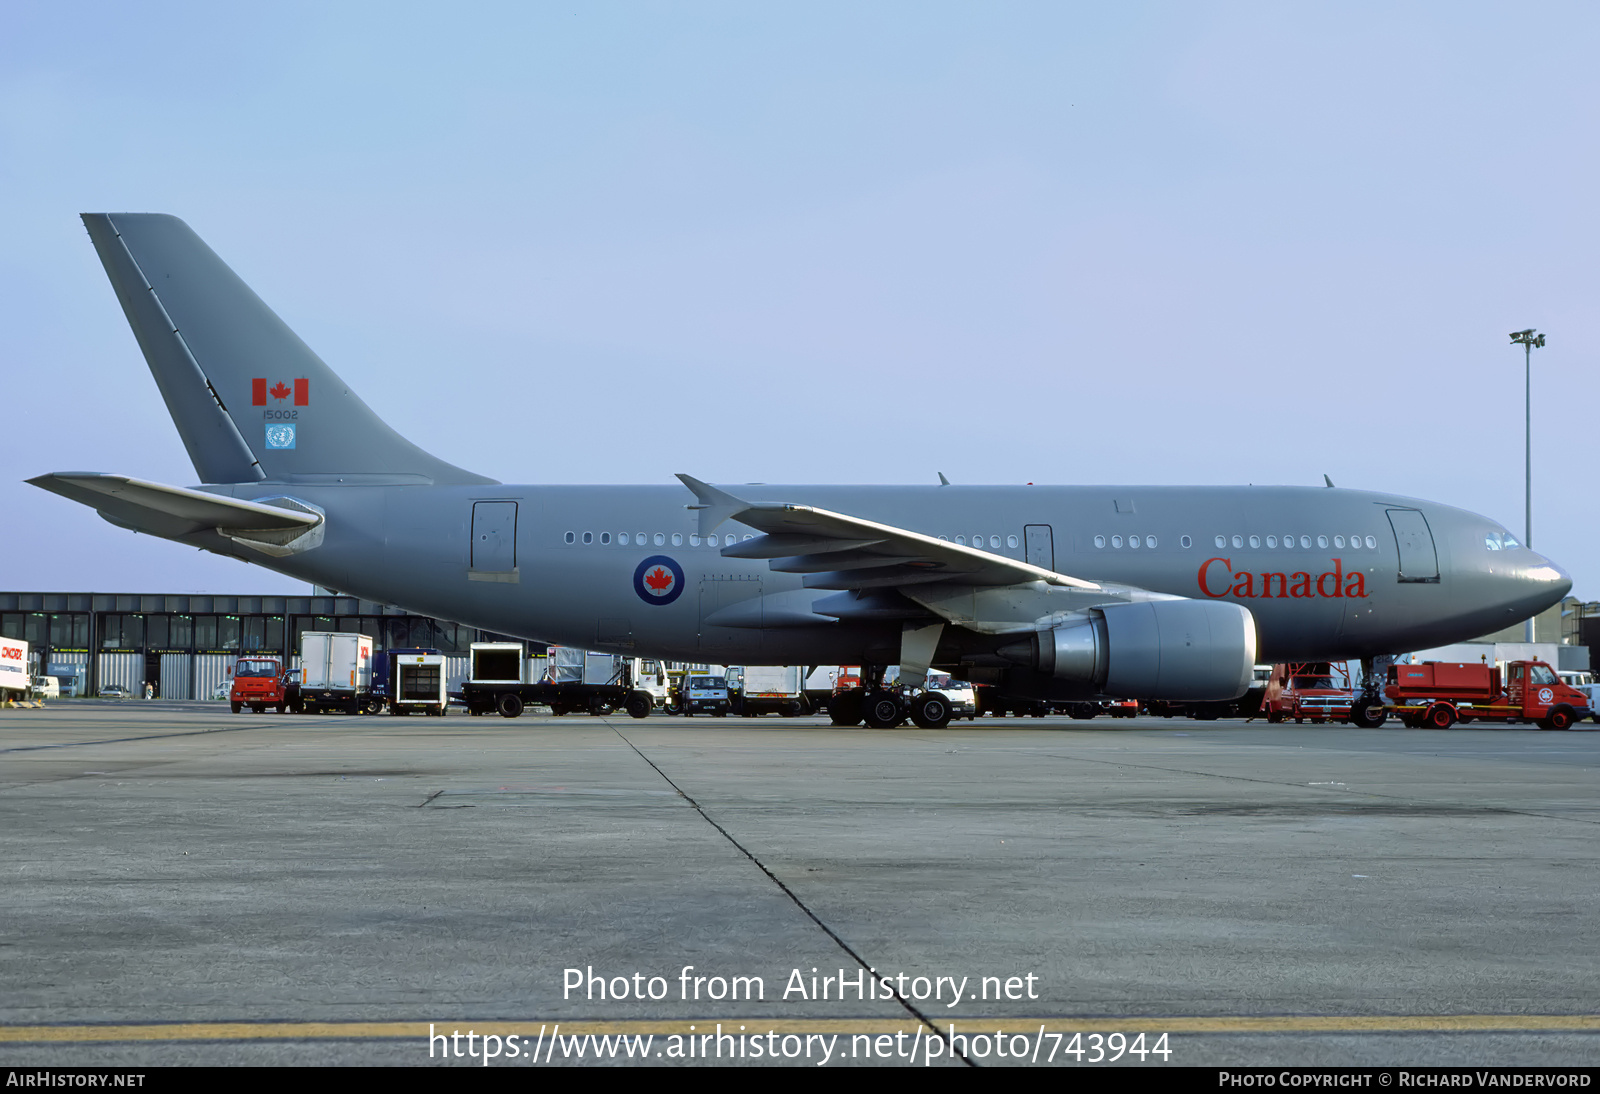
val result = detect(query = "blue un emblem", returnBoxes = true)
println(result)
[265,424,297,449]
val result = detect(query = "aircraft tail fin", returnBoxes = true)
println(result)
[81,213,495,486]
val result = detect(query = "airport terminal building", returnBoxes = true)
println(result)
[0,590,532,698]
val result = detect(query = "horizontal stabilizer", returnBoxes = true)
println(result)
[27,473,323,555]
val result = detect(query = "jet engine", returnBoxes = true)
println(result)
[998,599,1256,701]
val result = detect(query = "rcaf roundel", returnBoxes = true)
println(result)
[633,555,685,606]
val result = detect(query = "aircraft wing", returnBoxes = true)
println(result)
[27,472,322,549]
[677,474,1101,592]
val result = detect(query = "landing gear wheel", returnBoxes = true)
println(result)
[1068,703,1097,720]
[829,691,864,727]
[496,693,524,719]
[863,691,904,729]
[230,700,241,714]
[909,692,952,729]
[1350,699,1387,728]
[625,693,652,720]
[1425,703,1457,729]
[1540,704,1576,731]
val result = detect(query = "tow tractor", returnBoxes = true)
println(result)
[1378,659,1591,730]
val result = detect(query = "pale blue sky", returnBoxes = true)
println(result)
[2,1,1595,597]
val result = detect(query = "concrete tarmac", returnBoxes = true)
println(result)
[1,701,1596,1067]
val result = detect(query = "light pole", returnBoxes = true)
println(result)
[1510,328,1546,642]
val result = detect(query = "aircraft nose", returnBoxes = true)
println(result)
[1507,550,1571,619]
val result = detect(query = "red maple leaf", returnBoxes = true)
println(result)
[645,567,674,591]
[269,382,291,401]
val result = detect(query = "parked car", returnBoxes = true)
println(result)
[30,676,60,699]
[99,684,132,699]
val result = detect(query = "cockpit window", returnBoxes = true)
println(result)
[1485,533,1502,550]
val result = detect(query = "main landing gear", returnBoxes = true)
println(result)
[829,662,955,730]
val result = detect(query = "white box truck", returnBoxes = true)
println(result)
[732,665,808,716]
[1,637,30,702]
[298,632,376,714]
[388,650,448,716]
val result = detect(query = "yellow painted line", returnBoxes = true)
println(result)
[2,1015,1598,1043]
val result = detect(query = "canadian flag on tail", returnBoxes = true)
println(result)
[252,378,309,406]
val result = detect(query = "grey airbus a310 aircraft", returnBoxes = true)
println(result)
[29,214,1570,728]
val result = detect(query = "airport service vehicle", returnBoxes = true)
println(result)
[29,213,1574,725]
[926,673,978,720]
[462,643,657,718]
[731,665,807,716]
[299,631,376,714]
[229,655,288,713]
[1258,662,1358,724]
[99,684,132,699]
[31,676,60,699]
[1557,671,1600,721]
[0,638,29,700]
[1379,660,1592,730]
[376,647,447,716]
[683,672,732,716]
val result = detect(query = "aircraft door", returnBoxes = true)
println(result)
[1024,525,1055,571]
[471,501,518,574]
[1386,509,1439,584]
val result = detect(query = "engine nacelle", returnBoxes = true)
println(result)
[1001,599,1257,700]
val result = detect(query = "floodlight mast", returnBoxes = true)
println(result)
[1509,328,1545,642]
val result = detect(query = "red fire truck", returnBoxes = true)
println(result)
[1383,660,1591,730]
[229,656,289,714]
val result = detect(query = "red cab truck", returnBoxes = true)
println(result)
[229,656,288,713]
[1384,660,1591,730]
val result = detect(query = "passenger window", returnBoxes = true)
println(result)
[600,532,611,545]
[672,533,683,546]
[1147,536,1157,548]
[1299,535,1311,549]
[564,531,575,544]
[1364,535,1377,549]
[654,533,665,546]
[1334,536,1345,548]
[636,532,647,545]
[1112,535,1123,548]
[1130,536,1141,549]
[1180,535,1191,548]
[939,535,949,541]
[1231,535,1243,548]
[1214,535,1226,548]
[619,533,630,546]
[743,535,754,541]
[1317,535,1328,549]
[1266,536,1278,548]
[1350,533,1362,549]
[956,536,967,545]
[1248,535,1260,548]
[690,534,701,546]
[583,532,593,544]
[989,535,1000,548]
[1094,535,1105,548]
[1007,535,1018,548]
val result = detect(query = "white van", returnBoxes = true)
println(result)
[30,676,60,699]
